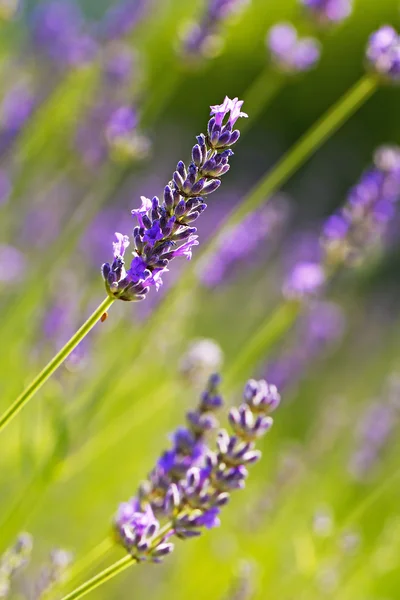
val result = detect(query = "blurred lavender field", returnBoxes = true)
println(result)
[1,0,400,598]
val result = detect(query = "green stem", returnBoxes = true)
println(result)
[0,296,114,434]
[59,522,173,600]
[58,537,114,593]
[59,555,135,600]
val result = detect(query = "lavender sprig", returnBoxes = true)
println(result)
[113,375,280,562]
[102,96,247,302]
[321,145,400,267]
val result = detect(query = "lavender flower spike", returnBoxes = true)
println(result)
[300,0,353,26]
[102,97,247,302]
[321,145,400,266]
[267,23,321,73]
[366,26,400,83]
[113,374,280,562]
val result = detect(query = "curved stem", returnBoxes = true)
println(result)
[59,555,135,600]
[0,296,114,434]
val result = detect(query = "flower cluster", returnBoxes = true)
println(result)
[102,97,247,301]
[321,145,400,266]
[0,533,32,598]
[299,0,353,26]
[113,375,280,562]
[180,0,249,59]
[267,23,321,73]
[366,26,400,83]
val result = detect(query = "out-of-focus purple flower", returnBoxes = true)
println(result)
[0,244,26,284]
[283,261,325,299]
[267,23,321,73]
[300,0,353,25]
[76,101,148,167]
[102,97,246,302]
[103,43,135,85]
[100,0,149,41]
[348,377,400,481]
[198,196,290,288]
[366,26,400,83]
[321,145,400,266]
[31,1,97,68]
[106,106,137,140]
[114,374,280,563]
[265,302,346,391]
[180,0,250,59]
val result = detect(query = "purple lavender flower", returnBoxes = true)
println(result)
[321,145,400,266]
[366,26,400,83]
[180,0,250,59]
[102,96,247,302]
[299,0,353,25]
[113,374,280,562]
[197,196,290,287]
[31,1,97,68]
[267,23,321,73]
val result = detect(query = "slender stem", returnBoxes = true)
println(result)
[60,523,173,600]
[59,555,135,600]
[59,537,114,593]
[0,296,114,434]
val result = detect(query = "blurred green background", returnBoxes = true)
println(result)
[1,0,400,598]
